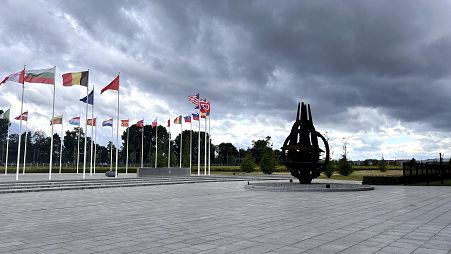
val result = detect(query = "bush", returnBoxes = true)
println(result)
[362,176,404,185]
[338,155,353,176]
[240,152,256,173]
[379,158,387,172]
[324,161,334,178]
[260,149,276,174]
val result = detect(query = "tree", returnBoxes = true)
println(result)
[260,148,275,174]
[251,136,271,164]
[217,142,238,165]
[338,155,352,176]
[240,152,256,173]
[379,155,387,172]
[324,160,334,178]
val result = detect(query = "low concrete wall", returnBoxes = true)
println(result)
[137,167,191,177]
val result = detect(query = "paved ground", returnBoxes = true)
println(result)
[0,179,450,253]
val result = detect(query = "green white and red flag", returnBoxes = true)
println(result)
[25,67,56,84]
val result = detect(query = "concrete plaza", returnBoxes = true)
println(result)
[1,178,451,253]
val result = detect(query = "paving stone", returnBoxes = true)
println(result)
[1,176,451,253]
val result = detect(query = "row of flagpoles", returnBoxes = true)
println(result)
[1,67,212,180]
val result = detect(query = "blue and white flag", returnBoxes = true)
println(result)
[80,90,94,105]
[102,118,113,127]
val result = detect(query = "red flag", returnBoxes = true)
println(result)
[14,111,28,121]
[200,101,210,113]
[136,119,144,128]
[167,119,170,127]
[151,118,157,127]
[87,118,97,126]
[121,119,129,127]
[1,69,25,85]
[100,75,119,94]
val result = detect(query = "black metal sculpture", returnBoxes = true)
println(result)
[281,102,330,184]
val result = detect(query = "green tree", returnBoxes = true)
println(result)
[338,155,353,176]
[251,136,271,164]
[260,148,275,174]
[240,152,256,173]
[324,160,334,178]
[379,155,387,172]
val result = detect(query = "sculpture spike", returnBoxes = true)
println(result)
[300,102,307,123]
[296,102,300,121]
[308,104,313,123]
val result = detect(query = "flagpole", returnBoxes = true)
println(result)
[90,85,95,176]
[180,116,182,168]
[126,122,129,174]
[82,72,89,180]
[22,115,28,175]
[115,73,120,178]
[208,111,211,175]
[190,119,192,174]
[149,124,152,167]
[76,125,80,174]
[198,107,201,175]
[110,123,113,172]
[155,124,158,168]
[141,120,144,168]
[59,118,63,174]
[5,114,10,175]
[204,114,207,175]
[168,117,171,167]
[16,69,25,181]
[94,123,97,174]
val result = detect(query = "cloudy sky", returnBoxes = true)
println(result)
[1,0,451,160]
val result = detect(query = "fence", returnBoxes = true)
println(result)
[403,161,451,183]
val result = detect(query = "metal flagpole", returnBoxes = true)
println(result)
[180,116,182,168]
[16,71,25,181]
[168,117,171,167]
[155,124,158,168]
[82,74,88,180]
[204,114,207,175]
[198,109,201,175]
[141,120,144,168]
[49,66,57,180]
[5,114,10,175]
[59,118,63,174]
[115,73,120,178]
[110,122,113,172]
[76,125,80,174]
[93,123,97,174]
[208,113,211,175]
[90,85,95,176]
[125,121,129,174]
[149,125,152,167]
[190,119,192,174]
[22,114,28,174]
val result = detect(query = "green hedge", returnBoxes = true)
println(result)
[362,175,405,185]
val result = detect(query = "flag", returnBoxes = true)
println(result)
[188,93,199,109]
[25,67,55,84]
[151,118,157,127]
[102,118,113,127]
[173,116,182,124]
[0,108,11,120]
[14,111,28,121]
[80,90,94,105]
[50,115,63,125]
[184,116,191,123]
[167,119,170,127]
[62,71,89,87]
[200,101,210,113]
[136,119,144,128]
[1,70,25,85]
[192,113,199,121]
[121,119,129,127]
[69,116,80,126]
[87,118,97,126]
[100,75,119,94]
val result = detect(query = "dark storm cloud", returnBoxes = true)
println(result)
[2,0,451,157]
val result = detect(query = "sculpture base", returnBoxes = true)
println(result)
[137,167,191,177]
